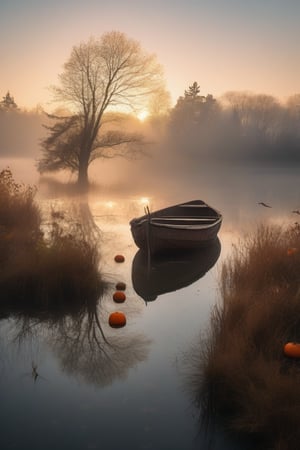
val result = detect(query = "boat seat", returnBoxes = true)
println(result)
[151,217,217,223]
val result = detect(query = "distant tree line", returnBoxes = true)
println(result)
[165,83,300,165]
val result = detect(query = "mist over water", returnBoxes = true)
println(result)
[1,149,299,236]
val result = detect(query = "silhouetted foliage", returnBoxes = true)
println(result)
[0,91,17,110]
[167,82,220,159]
[39,112,146,175]
[170,82,218,129]
[184,81,202,99]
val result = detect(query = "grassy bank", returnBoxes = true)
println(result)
[0,168,105,317]
[196,223,300,449]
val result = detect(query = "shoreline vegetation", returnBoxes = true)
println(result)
[194,222,300,449]
[0,168,105,318]
[0,169,152,388]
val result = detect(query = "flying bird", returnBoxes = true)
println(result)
[258,202,272,208]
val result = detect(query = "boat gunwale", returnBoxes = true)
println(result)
[130,201,222,227]
[149,216,222,230]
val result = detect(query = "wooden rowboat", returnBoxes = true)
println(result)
[130,199,222,254]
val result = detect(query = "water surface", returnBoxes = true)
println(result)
[0,163,299,449]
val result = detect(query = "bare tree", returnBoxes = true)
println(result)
[148,86,171,118]
[38,31,165,190]
[222,91,282,140]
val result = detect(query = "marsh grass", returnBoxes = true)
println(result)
[197,223,300,449]
[0,168,104,314]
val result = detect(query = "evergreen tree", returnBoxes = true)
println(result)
[184,82,202,99]
[0,91,18,110]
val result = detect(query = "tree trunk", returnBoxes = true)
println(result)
[77,155,89,192]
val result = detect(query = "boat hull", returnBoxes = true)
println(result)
[130,200,222,254]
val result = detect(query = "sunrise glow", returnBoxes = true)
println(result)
[105,201,116,209]
[139,197,150,206]
[137,110,149,122]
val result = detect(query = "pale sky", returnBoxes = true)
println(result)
[1,0,300,110]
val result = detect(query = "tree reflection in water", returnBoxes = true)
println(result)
[5,294,150,387]
[51,309,150,387]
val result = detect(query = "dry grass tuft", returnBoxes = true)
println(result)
[197,223,300,449]
[0,168,104,317]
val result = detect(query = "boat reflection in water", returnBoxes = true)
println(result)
[132,238,221,303]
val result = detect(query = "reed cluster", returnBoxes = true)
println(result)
[0,168,104,316]
[198,223,300,449]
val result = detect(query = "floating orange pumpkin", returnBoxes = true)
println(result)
[113,291,126,303]
[115,281,126,291]
[287,248,298,256]
[109,311,126,328]
[283,342,300,358]
[114,254,125,263]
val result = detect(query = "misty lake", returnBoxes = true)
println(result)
[0,160,299,450]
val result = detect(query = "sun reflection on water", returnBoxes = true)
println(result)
[105,201,116,209]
